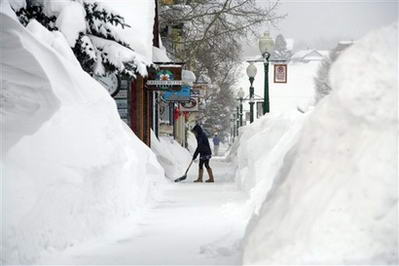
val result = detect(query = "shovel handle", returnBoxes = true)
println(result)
[184,160,194,175]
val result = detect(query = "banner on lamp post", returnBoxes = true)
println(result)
[274,64,287,83]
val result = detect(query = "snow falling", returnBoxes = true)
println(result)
[1,0,398,265]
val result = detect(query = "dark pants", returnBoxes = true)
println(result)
[199,159,210,170]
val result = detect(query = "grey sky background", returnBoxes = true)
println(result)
[244,0,398,55]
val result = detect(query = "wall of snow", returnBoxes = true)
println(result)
[1,8,165,264]
[230,111,307,215]
[151,131,192,180]
[242,23,398,265]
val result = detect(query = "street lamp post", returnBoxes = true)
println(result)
[236,106,240,134]
[232,114,236,139]
[237,87,245,127]
[246,62,257,123]
[258,32,274,114]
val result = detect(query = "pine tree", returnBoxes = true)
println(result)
[271,34,292,61]
[201,86,235,141]
[13,1,143,78]
[16,4,58,31]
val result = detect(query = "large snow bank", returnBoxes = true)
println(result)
[230,111,307,214]
[151,132,192,180]
[242,23,398,265]
[1,8,165,264]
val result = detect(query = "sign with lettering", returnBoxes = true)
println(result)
[146,66,183,91]
[274,64,288,83]
[162,85,191,102]
[192,83,207,98]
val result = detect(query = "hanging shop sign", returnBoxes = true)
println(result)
[161,85,191,102]
[146,66,183,91]
[180,97,199,112]
[191,83,207,98]
[274,64,288,83]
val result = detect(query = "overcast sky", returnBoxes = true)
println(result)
[244,0,398,54]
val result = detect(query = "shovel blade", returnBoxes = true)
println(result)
[174,175,187,182]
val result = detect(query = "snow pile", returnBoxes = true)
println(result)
[243,23,398,265]
[231,111,306,213]
[1,9,165,264]
[151,132,192,180]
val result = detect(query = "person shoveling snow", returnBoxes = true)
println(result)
[191,124,214,183]
[174,124,215,183]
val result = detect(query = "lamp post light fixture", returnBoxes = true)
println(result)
[246,62,257,123]
[237,87,245,127]
[258,32,274,114]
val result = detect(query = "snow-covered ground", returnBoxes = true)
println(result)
[37,158,247,265]
[1,6,165,264]
[3,0,396,263]
[242,23,398,265]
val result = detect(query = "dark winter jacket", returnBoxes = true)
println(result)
[213,135,221,146]
[192,124,212,160]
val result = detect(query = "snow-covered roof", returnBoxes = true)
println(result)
[292,49,328,61]
[338,40,355,45]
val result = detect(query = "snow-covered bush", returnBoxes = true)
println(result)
[12,0,149,77]
[1,4,164,263]
[242,23,398,265]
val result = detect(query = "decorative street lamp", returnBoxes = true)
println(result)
[246,62,257,123]
[258,32,274,114]
[237,87,245,127]
[232,113,237,138]
[236,106,240,134]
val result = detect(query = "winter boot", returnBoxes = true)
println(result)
[205,168,214,183]
[194,169,203,182]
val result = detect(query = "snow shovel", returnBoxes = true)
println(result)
[174,160,194,182]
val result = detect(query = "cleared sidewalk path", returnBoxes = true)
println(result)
[39,158,250,265]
